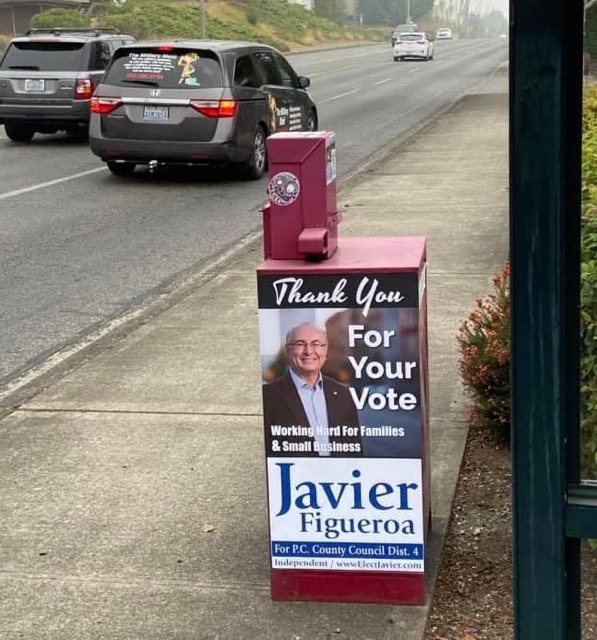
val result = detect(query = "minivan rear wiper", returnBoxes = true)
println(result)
[9,65,40,70]
[120,79,160,87]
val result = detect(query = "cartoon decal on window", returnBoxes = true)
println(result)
[178,52,199,85]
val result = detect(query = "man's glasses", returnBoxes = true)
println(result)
[287,341,328,351]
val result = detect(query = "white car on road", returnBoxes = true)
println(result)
[436,27,453,40]
[393,32,435,61]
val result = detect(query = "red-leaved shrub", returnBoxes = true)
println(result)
[457,262,511,443]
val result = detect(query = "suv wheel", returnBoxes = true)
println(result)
[307,110,318,132]
[241,125,267,180]
[106,160,136,176]
[5,123,34,143]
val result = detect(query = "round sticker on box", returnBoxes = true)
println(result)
[268,172,300,207]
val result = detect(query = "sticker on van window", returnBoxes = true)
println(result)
[177,52,199,85]
[122,52,176,81]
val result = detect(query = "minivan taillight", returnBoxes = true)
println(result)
[189,99,238,118]
[90,96,122,115]
[74,75,95,100]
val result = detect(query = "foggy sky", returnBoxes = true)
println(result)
[478,0,509,16]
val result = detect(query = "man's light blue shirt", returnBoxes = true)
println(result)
[289,368,330,456]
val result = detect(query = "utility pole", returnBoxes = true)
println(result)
[200,0,206,38]
[406,0,411,23]
[585,0,597,36]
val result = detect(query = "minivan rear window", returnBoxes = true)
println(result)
[394,24,417,33]
[0,41,86,71]
[106,49,223,88]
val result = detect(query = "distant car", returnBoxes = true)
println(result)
[436,27,453,40]
[0,27,136,142]
[391,23,418,46]
[89,40,318,179]
[393,32,435,61]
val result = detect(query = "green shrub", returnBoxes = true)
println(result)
[0,34,10,54]
[455,87,597,461]
[457,262,510,442]
[586,5,597,59]
[582,87,597,202]
[30,8,91,29]
[100,14,152,39]
[581,203,597,478]
[247,0,259,26]
[87,0,383,47]
[581,86,597,478]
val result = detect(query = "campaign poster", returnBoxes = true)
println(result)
[267,457,424,572]
[258,271,427,572]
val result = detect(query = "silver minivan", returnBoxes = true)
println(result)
[89,40,318,179]
[391,23,418,46]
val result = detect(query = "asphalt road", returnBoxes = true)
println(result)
[0,38,508,395]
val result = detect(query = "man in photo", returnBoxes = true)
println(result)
[262,323,362,457]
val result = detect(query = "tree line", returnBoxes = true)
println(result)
[353,0,434,26]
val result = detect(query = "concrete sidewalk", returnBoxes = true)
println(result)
[0,66,509,639]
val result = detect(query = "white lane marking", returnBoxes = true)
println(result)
[373,77,391,85]
[408,67,422,73]
[0,167,106,201]
[319,89,358,104]
[309,60,381,78]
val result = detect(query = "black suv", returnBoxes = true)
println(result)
[0,28,136,142]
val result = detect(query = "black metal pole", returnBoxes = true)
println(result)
[510,0,583,636]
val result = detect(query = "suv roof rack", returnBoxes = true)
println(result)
[25,27,120,36]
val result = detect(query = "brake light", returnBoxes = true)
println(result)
[189,99,238,118]
[156,46,174,52]
[90,96,122,115]
[74,75,95,100]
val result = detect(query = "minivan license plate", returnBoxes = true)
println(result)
[143,105,169,121]
[24,79,44,92]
